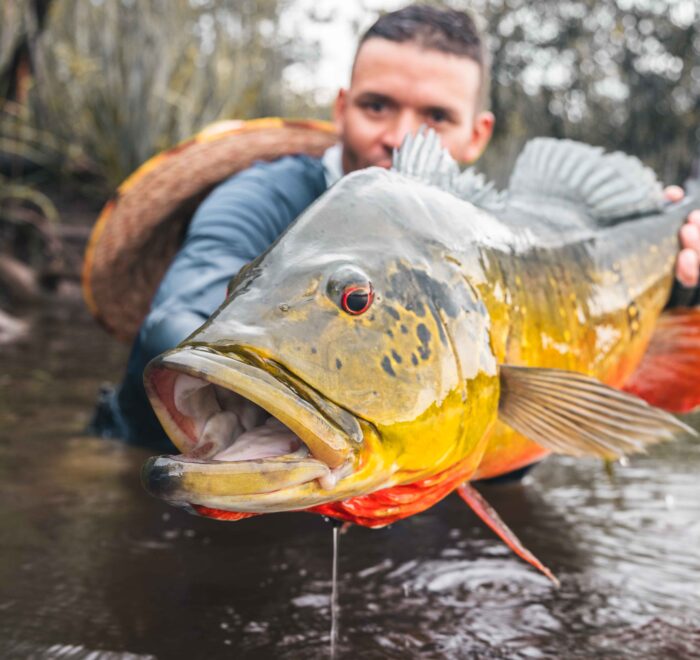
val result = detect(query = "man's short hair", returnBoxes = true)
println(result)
[356,4,491,111]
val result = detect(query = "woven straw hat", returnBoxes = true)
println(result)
[82,118,338,342]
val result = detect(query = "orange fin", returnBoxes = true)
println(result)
[457,483,559,586]
[191,505,258,521]
[622,308,700,413]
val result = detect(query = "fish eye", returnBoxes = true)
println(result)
[327,266,374,316]
[341,284,374,315]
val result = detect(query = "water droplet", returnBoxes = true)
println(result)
[330,525,340,659]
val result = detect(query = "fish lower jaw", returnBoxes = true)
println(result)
[143,362,358,502]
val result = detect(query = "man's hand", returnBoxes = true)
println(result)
[664,186,700,307]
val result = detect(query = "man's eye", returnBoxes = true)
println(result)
[428,109,448,123]
[363,100,385,114]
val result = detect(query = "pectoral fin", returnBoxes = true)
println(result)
[499,365,696,459]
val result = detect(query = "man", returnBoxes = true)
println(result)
[92,4,700,449]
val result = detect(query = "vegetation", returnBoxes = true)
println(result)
[1,0,321,193]
[463,0,700,185]
[0,0,697,309]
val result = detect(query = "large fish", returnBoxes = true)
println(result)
[141,131,700,581]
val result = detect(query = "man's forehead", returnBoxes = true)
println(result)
[350,38,481,97]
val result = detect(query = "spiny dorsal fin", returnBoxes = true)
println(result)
[392,127,505,209]
[453,168,506,209]
[392,127,459,189]
[508,138,665,224]
[498,365,695,459]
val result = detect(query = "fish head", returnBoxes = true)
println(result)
[142,169,500,517]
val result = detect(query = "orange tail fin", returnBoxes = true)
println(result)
[622,308,700,413]
[457,483,559,586]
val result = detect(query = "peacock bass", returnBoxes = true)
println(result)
[141,131,700,583]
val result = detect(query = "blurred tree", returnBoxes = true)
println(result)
[16,0,322,191]
[0,0,52,104]
[427,0,699,185]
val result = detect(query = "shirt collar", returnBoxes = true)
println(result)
[322,143,344,188]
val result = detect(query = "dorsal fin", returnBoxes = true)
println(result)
[392,127,459,189]
[392,127,504,209]
[508,138,665,224]
[452,168,506,209]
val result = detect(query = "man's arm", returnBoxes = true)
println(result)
[114,155,327,447]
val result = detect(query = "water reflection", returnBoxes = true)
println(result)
[1,301,699,658]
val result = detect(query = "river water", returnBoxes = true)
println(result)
[1,298,699,659]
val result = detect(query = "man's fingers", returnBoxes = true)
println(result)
[664,185,685,202]
[665,190,700,306]
[680,221,700,252]
[675,247,700,288]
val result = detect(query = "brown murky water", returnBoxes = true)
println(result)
[1,298,699,659]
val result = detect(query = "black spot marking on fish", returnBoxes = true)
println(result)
[388,263,478,320]
[391,350,403,364]
[311,347,317,354]
[400,324,408,334]
[426,301,447,345]
[336,358,343,370]
[381,355,396,377]
[387,329,394,339]
[385,263,483,348]
[386,307,400,320]
[411,353,419,366]
[417,323,431,360]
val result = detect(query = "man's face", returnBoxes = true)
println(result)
[334,38,494,173]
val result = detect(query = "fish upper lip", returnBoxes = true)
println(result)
[142,345,362,502]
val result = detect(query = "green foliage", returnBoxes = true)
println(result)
[428,0,700,185]
[17,0,320,193]
[2,0,699,194]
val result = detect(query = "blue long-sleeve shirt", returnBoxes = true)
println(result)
[104,154,328,449]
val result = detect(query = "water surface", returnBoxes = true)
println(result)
[1,299,699,658]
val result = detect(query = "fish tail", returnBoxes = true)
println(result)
[622,308,700,413]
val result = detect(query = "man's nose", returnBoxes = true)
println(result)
[381,112,422,151]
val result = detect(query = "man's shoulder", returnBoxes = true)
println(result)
[193,153,328,231]
[227,153,326,192]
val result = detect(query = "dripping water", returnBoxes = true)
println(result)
[330,521,341,659]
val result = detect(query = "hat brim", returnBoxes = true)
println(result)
[82,118,338,342]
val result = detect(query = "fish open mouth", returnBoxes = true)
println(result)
[142,346,363,511]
